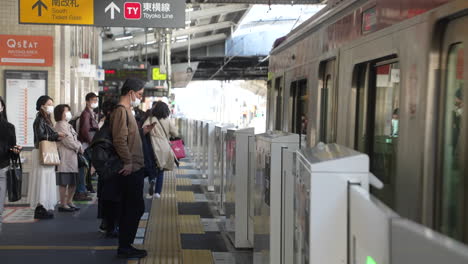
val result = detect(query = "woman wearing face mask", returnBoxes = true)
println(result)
[0,96,21,224]
[54,105,83,212]
[28,96,66,219]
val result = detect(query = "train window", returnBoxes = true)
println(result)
[290,79,308,134]
[440,43,466,240]
[319,60,337,143]
[275,77,284,131]
[354,59,400,208]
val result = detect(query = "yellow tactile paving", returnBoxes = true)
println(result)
[182,250,214,264]
[140,171,182,264]
[178,215,205,234]
[176,191,195,203]
[176,178,192,186]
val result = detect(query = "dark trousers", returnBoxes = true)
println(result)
[151,168,164,194]
[118,169,145,249]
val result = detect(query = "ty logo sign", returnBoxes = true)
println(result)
[124,2,141,20]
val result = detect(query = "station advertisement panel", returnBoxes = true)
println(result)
[0,35,53,67]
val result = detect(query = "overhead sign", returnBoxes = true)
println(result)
[19,0,94,25]
[19,0,185,28]
[0,35,53,67]
[152,67,167,81]
[95,0,185,28]
[362,7,377,35]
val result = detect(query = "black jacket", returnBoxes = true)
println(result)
[0,120,16,169]
[33,114,60,149]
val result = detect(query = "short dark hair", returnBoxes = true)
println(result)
[54,104,70,122]
[121,78,146,96]
[152,101,170,120]
[85,92,98,102]
[0,96,7,122]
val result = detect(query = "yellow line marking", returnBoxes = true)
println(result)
[176,178,192,186]
[0,246,117,250]
[176,191,195,203]
[182,250,214,264]
[178,215,205,234]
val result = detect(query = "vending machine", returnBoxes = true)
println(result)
[253,132,300,264]
[224,127,255,248]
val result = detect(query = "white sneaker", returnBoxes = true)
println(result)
[155,193,161,199]
[146,194,153,199]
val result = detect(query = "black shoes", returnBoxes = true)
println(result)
[117,246,147,259]
[34,206,54,219]
[68,204,80,211]
[58,206,75,212]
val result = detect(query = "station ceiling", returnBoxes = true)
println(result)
[103,2,324,81]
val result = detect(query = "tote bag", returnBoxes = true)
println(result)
[39,140,61,166]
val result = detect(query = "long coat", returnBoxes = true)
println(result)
[144,117,178,171]
[55,121,82,173]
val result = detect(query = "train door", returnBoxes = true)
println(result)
[290,79,308,135]
[436,16,468,243]
[319,59,338,143]
[274,77,284,131]
[354,57,400,209]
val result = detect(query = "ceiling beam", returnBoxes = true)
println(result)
[103,34,227,62]
[189,4,249,20]
[103,21,233,51]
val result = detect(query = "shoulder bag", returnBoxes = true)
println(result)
[6,154,22,202]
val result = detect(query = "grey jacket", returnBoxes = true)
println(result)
[55,121,82,173]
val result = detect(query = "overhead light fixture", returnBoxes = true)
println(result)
[185,8,194,12]
[176,35,189,40]
[146,40,157,45]
[115,35,133,41]
[185,20,191,25]
[176,39,187,43]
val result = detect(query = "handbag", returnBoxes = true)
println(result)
[170,139,186,160]
[157,119,185,160]
[6,154,22,202]
[39,132,61,166]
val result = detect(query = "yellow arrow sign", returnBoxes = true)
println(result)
[19,0,94,25]
[152,68,167,81]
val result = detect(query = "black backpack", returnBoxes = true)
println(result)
[84,106,128,181]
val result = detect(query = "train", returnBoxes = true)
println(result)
[267,0,467,244]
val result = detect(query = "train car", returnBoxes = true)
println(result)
[267,0,468,244]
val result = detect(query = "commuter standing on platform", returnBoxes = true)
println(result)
[144,100,178,199]
[54,104,83,212]
[76,92,99,201]
[0,96,21,224]
[29,96,66,219]
[110,78,147,259]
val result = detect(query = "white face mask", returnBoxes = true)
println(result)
[65,111,73,122]
[131,92,141,108]
[131,110,136,116]
[90,102,99,109]
[45,105,54,114]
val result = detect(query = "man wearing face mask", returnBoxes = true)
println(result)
[75,93,99,201]
[110,78,148,259]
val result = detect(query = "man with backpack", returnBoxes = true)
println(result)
[75,92,99,201]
